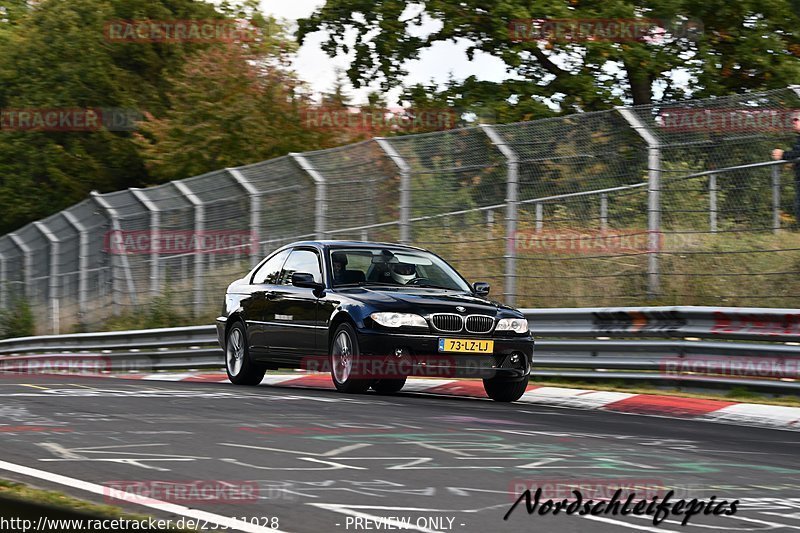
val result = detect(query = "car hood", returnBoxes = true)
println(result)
[336,287,516,316]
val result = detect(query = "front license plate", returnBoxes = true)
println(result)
[438,338,494,353]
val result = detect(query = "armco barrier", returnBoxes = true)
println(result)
[0,307,798,391]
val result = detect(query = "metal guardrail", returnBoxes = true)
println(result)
[0,307,798,391]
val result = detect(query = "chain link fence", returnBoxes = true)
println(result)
[1,86,800,334]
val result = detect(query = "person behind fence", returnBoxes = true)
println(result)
[771,112,800,226]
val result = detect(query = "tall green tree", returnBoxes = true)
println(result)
[298,0,800,117]
[0,0,228,233]
[134,39,331,181]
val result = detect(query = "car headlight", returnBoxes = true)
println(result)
[370,312,428,328]
[495,318,529,334]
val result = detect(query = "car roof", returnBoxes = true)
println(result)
[287,240,428,252]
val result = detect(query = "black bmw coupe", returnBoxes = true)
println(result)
[216,241,533,402]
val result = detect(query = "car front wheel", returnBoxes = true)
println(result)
[483,376,529,402]
[225,321,266,386]
[330,323,371,393]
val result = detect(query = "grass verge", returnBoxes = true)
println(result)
[0,479,197,531]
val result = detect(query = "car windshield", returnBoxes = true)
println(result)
[329,248,472,291]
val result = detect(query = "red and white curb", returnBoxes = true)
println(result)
[112,371,800,432]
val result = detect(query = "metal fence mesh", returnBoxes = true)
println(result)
[2,86,799,334]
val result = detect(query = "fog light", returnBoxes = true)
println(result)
[510,354,520,364]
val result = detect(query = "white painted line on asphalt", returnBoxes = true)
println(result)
[401,379,457,392]
[0,459,290,533]
[140,373,196,381]
[626,508,800,530]
[584,515,676,532]
[260,375,303,385]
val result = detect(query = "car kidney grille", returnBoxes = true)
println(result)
[465,315,494,334]
[431,314,463,332]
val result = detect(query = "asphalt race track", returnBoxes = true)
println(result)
[0,374,798,532]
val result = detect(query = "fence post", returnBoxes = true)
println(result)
[535,203,543,232]
[617,107,662,299]
[480,124,518,307]
[600,193,608,231]
[130,189,161,296]
[174,182,205,314]
[227,168,262,268]
[91,191,137,315]
[375,138,411,244]
[709,174,718,233]
[772,164,781,233]
[33,221,60,334]
[62,211,89,321]
[291,153,327,240]
[8,233,32,300]
[0,250,5,310]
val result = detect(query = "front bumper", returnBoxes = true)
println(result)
[356,328,533,381]
[215,317,227,349]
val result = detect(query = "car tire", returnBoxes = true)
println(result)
[483,376,529,402]
[225,320,266,386]
[330,323,371,393]
[371,377,407,394]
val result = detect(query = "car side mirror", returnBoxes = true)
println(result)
[292,272,325,292]
[473,282,490,296]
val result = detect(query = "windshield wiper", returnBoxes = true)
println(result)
[406,283,457,290]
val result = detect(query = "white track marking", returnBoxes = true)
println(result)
[0,459,289,533]
[584,515,678,532]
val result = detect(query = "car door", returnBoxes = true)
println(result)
[243,249,290,359]
[264,248,325,363]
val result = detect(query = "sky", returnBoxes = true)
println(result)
[259,0,511,106]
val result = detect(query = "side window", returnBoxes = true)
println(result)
[251,249,290,285]
[279,249,322,285]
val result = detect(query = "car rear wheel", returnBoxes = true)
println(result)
[483,376,529,402]
[226,321,266,386]
[371,377,407,394]
[330,323,371,393]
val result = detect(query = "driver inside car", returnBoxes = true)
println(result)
[389,261,417,284]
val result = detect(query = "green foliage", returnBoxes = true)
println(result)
[0,0,337,233]
[0,297,35,339]
[134,42,332,182]
[98,291,211,331]
[299,0,800,118]
[0,0,221,234]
